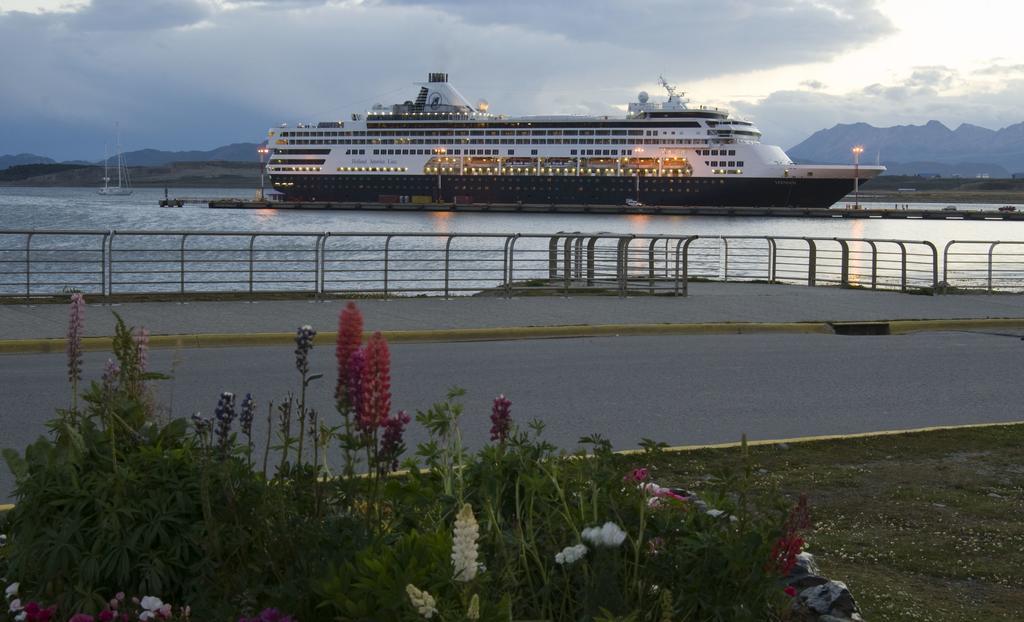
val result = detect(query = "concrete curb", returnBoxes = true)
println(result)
[3,318,1024,355]
[616,420,1024,455]
[0,321,832,354]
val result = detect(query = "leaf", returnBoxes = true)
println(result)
[2,447,28,480]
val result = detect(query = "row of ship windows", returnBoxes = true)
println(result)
[280,128,683,138]
[279,138,715,146]
[699,149,737,156]
[705,161,744,167]
[365,148,645,157]
[274,176,726,186]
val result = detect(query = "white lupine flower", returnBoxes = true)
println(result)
[405,584,438,619]
[5,583,18,599]
[9,598,22,613]
[581,522,627,547]
[451,503,480,582]
[554,543,588,565]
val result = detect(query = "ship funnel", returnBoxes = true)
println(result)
[428,72,448,83]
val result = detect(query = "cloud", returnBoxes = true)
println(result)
[68,0,212,30]
[732,71,1024,149]
[800,80,825,90]
[974,63,1024,76]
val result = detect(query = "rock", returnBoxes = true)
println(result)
[794,552,820,575]
[787,552,828,590]
[799,581,861,618]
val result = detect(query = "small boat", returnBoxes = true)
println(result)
[998,205,1017,212]
[98,124,133,196]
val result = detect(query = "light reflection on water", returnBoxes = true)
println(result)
[2,187,1024,253]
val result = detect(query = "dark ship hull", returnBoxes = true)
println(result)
[268,173,863,208]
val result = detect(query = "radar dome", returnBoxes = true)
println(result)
[638,91,649,103]
[476,99,489,112]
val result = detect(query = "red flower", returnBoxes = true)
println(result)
[769,494,812,576]
[784,586,798,597]
[98,611,115,622]
[335,302,364,404]
[489,394,512,442]
[22,601,56,622]
[359,331,391,431]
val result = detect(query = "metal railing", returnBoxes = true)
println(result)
[0,230,697,299]
[942,241,1024,293]
[0,230,965,300]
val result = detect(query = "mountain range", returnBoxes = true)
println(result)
[789,120,1024,177]
[5,121,1024,177]
[0,143,260,170]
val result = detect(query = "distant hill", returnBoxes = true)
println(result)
[0,153,55,170]
[789,120,1024,177]
[0,163,94,181]
[119,143,261,166]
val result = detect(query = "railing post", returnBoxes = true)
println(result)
[24,232,33,301]
[923,241,938,295]
[942,240,956,294]
[507,235,520,297]
[108,231,117,295]
[444,234,455,299]
[384,235,393,299]
[548,236,560,280]
[837,239,850,287]
[248,234,257,294]
[563,236,573,295]
[316,233,328,295]
[586,237,598,286]
[806,238,817,286]
[987,242,999,294]
[867,241,877,289]
[768,237,777,283]
[101,231,111,298]
[647,238,658,291]
[574,237,583,280]
[179,234,189,295]
[896,241,907,292]
[723,238,730,282]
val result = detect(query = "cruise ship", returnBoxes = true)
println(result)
[266,73,884,207]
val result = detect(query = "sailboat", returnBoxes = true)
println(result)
[98,125,133,196]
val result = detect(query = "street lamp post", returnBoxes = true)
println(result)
[852,145,864,207]
[257,144,270,201]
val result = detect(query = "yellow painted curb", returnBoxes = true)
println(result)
[889,318,1024,334]
[616,420,1024,455]
[3,317,1024,355]
[0,503,13,512]
[0,322,832,354]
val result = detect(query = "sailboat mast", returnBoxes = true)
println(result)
[116,123,122,189]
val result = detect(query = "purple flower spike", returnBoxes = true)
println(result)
[66,293,85,385]
[239,393,255,436]
[490,394,512,443]
[294,325,317,376]
[214,391,236,456]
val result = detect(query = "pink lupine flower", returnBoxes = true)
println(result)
[66,293,85,386]
[360,332,391,430]
[784,586,798,597]
[489,394,512,442]
[348,348,366,430]
[69,614,95,622]
[98,611,115,622]
[626,467,649,483]
[335,302,364,404]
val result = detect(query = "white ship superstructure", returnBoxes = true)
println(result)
[266,73,883,207]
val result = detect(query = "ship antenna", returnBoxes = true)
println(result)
[658,75,682,100]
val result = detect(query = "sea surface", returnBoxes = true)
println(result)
[2,186,1024,250]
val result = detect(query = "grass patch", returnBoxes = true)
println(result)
[637,423,1024,621]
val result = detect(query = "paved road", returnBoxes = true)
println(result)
[3,330,1023,501]
[5,283,1024,340]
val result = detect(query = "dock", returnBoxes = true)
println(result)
[205,199,1024,220]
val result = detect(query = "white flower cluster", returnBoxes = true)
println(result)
[554,543,588,565]
[582,522,627,548]
[451,503,480,582]
[139,595,171,621]
[406,584,438,619]
[466,593,480,621]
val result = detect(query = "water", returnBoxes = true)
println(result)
[2,187,1024,251]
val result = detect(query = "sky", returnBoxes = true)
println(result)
[1,0,1023,161]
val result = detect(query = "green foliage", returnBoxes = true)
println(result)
[3,309,802,622]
